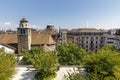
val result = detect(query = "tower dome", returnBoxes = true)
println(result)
[20,18,28,22]
[19,18,29,28]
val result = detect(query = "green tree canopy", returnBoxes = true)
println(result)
[57,43,87,65]
[0,48,16,80]
[22,47,58,70]
[63,45,120,80]
[82,45,120,80]
[22,47,58,80]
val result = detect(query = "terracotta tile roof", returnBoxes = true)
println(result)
[0,33,55,45]
[0,33,17,44]
[31,33,55,44]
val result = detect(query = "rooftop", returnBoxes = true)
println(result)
[20,18,28,22]
[69,28,109,33]
[0,32,55,45]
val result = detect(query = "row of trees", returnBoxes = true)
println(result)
[63,45,120,80]
[21,43,120,80]
[0,42,119,80]
[21,43,87,80]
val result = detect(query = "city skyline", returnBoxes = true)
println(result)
[0,0,120,30]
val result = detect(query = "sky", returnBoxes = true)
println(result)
[0,0,120,30]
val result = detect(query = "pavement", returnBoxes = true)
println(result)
[53,66,78,80]
[12,66,78,80]
[12,66,36,80]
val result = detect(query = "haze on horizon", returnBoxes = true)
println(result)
[0,0,120,30]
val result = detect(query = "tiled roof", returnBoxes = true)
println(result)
[0,33,55,45]
[31,33,55,44]
[70,28,108,33]
[0,34,17,44]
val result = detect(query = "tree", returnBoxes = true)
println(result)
[63,72,86,80]
[22,47,58,80]
[21,47,45,65]
[82,45,120,80]
[0,48,16,80]
[57,43,87,65]
[63,45,120,80]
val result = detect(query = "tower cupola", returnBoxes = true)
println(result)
[19,18,29,28]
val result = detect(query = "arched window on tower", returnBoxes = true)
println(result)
[20,29,22,34]
[25,24,27,27]
[20,29,25,34]
[22,24,24,27]
[23,29,25,34]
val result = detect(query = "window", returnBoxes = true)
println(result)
[20,29,22,34]
[86,41,88,44]
[101,37,104,39]
[22,24,24,27]
[96,41,98,44]
[91,37,94,39]
[86,45,88,48]
[82,37,84,39]
[25,24,27,26]
[91,37,94,41]
[107,42,113,43]
[86,49,88,52]
[81,45,84,48]
[96,46,98,48]
[20,29,25,34]
[82,41,84,43]
[91,41,93,44]
[107,38,114,40]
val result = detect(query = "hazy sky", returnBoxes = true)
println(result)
[0,0,120,30]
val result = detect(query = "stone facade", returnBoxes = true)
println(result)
[17,18,31,54]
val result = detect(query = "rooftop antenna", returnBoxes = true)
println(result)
[86,19,88,28]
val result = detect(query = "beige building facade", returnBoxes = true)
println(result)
[67,28,111,52]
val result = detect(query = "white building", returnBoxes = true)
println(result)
[0,43,15,53]
[103,34,115,45]
[114,29,120,50]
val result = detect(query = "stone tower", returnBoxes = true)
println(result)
[17,18,31,54]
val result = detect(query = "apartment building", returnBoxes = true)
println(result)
[114,29,120,50]
[67,28,111,52]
